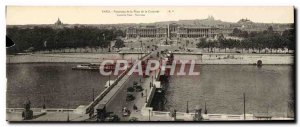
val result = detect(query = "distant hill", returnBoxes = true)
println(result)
[152,18,232,27]
[134,17,293,31]
[7,16,293,32]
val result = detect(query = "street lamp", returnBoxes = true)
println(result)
[154,69,157,78]
[151,75,154,87]
[174,109,177,121]
[204,101,207,114]
[92,88,95,101]
[148,109,151,121]
[243,92,246,120]
[186,101,189,113]
[109,75,111,87]
[42,96,46,109]
[145,89,148,103]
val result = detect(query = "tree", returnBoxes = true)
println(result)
[114,38,125,49]
[282,28,295,52]
[232,28,242,35]
[196,38,206,48]
[267,26,274,33]
[6,26,121,54]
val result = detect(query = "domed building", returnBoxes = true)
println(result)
[54,18,63,26]
[54,18,64,28]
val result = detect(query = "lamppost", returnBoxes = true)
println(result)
[148,109,151,121]
[174,109,177,121]
[42,96,46,109]
[151,75,154,87]
[186,101,189,113]
[145,89,148,103]
[67,94,70,122]
[154,69,157,78]
[204,101,207,114]
[92,88,95,101]
[109,75,111,87]
[243,92,246,120]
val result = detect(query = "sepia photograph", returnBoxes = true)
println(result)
[5,6,295,122]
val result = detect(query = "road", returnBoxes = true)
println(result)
[104,50,159,121]
[105,73,145,121]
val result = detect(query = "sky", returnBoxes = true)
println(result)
[6,6,294,25]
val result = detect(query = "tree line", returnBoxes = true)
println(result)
[196,27,295,53]
[7,26,125,54]
[7,25,295,54]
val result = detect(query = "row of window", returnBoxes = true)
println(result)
[127,34,217,38]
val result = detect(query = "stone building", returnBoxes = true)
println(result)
[126,23,220,39]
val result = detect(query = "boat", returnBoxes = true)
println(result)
[101,63,117,71]
[73,63,127,71]
[72,63,100,70]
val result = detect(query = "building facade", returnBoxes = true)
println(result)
[126,23,220,39]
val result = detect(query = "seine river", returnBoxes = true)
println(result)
[6,63,117,109]
[165,65,294,117]
[7,63,294,117]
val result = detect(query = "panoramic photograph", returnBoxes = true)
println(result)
[5,6,295,122]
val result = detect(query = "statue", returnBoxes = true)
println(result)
[193,107,203,121]
[22,98,33,120]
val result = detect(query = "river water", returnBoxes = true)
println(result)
[165,65,294,117]
[7,63,294,117]
[6,63,117,109]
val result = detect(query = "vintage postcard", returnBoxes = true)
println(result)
[6,6,295,122]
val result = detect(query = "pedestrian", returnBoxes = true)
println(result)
[141,92,144,97]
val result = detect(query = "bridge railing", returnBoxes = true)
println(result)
[85,53,151,114]
[7,108,76,113]
[84,63,133,114]
[152,111,171,117]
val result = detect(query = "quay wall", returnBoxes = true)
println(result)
[141,109,293,121]
[6,53,147,63]
[173,53,294,65]
[7,108,76,113]
[7,53,293,65]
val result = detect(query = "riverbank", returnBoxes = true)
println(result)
[174,53,294,65]
[7,53,294,65]
[7,53,132,63]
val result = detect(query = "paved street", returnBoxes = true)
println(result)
[105,51,159,121]
[105,74,145,121]
[103,52,155,121]
[128,71,160,121]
